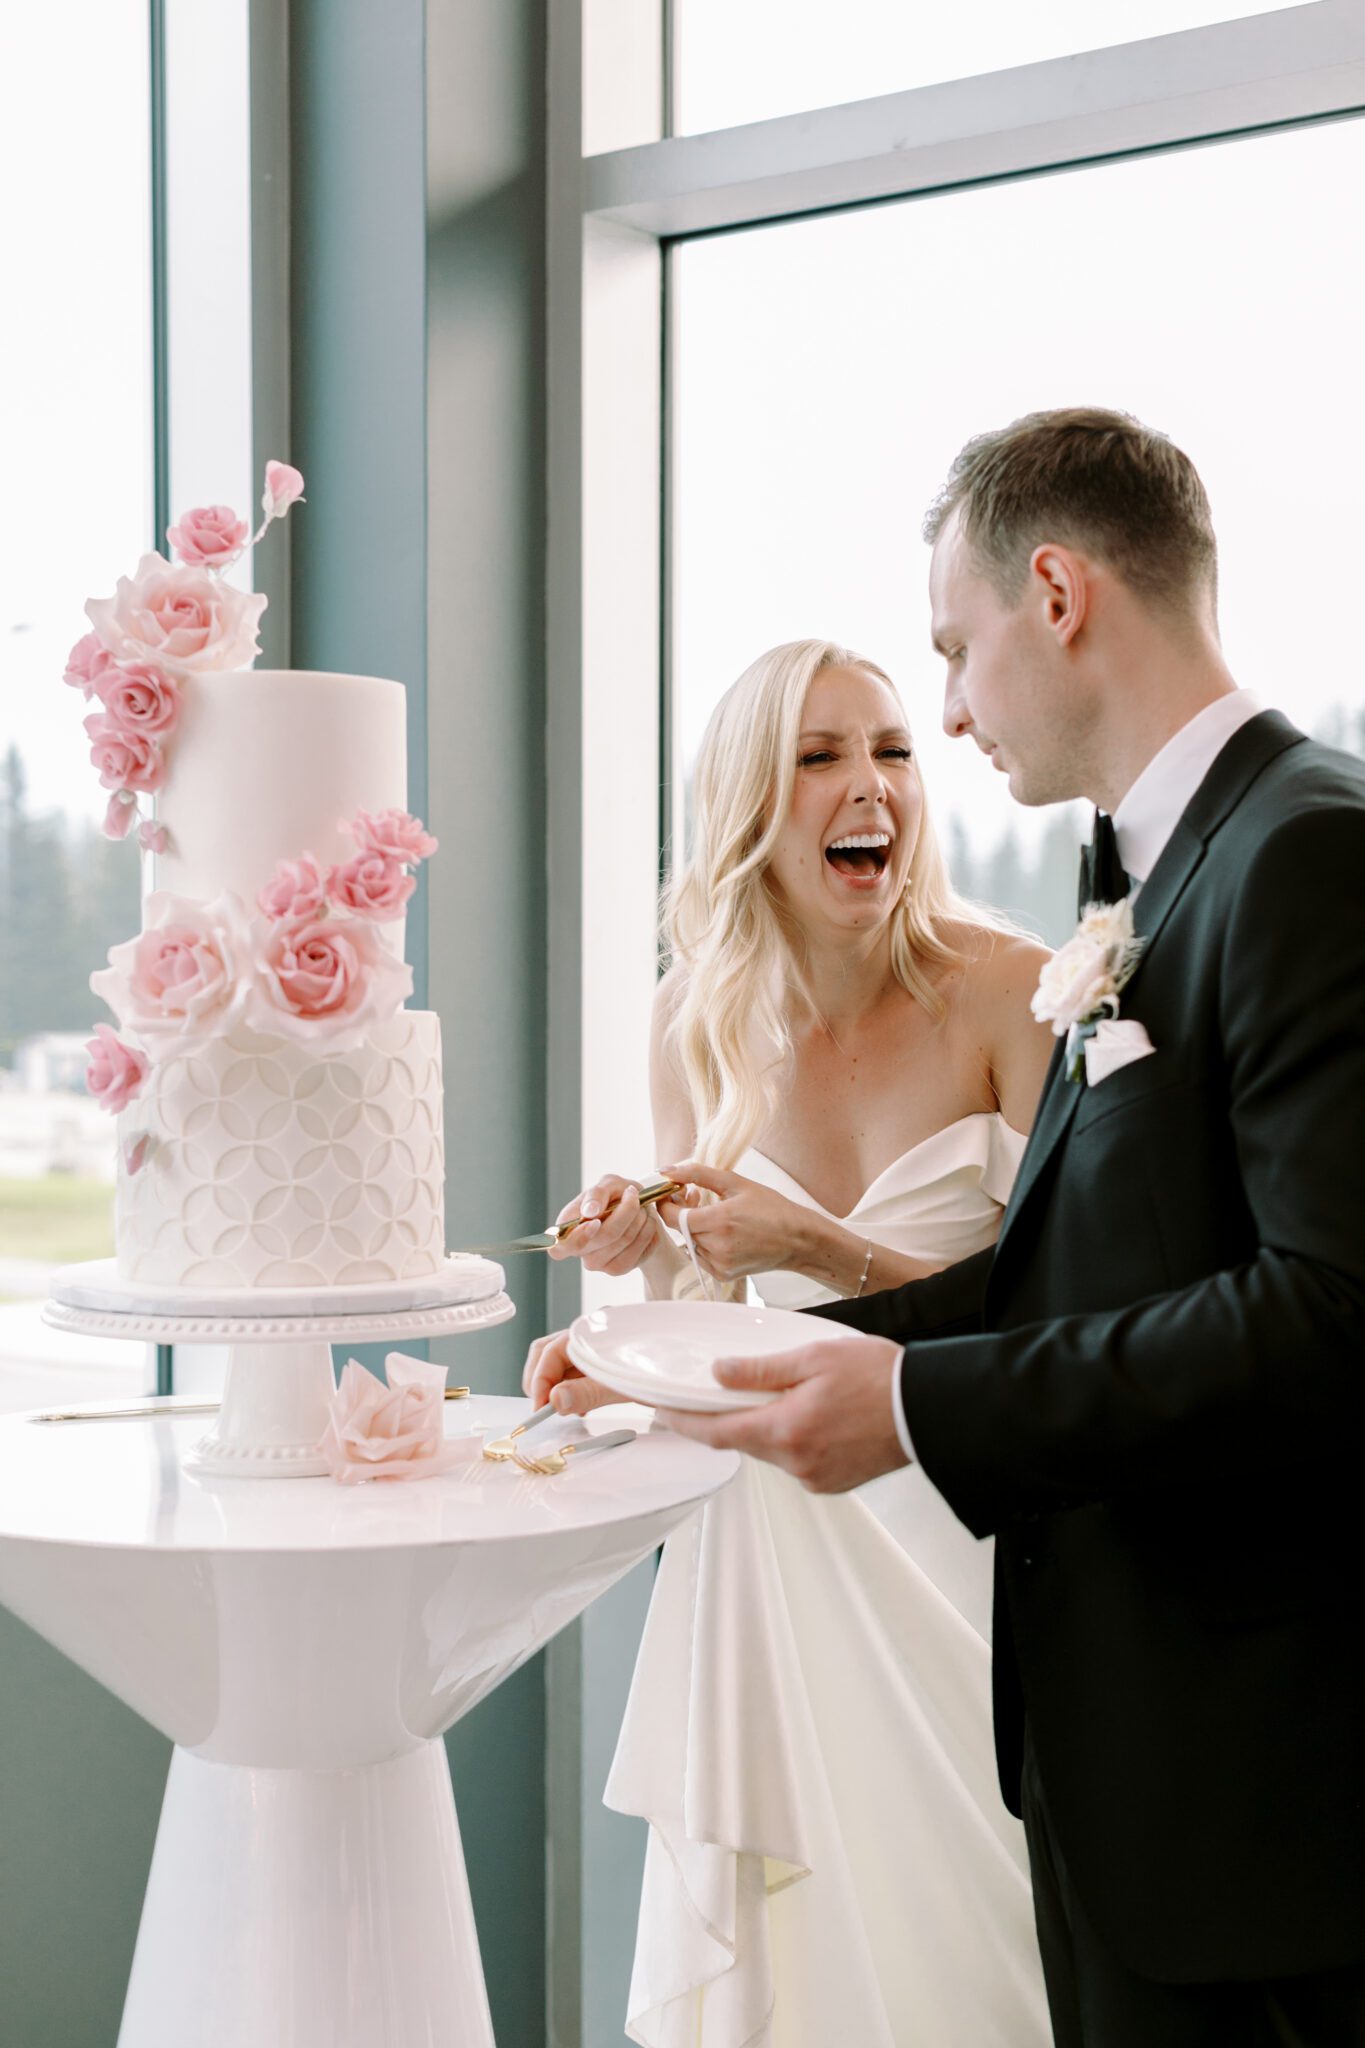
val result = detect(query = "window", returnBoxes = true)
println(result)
[0,0,255,1407]
[0,1,152,1407]
[549,13,1365,2026]
[668,113,1365,946]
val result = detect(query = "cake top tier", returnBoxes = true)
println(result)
[151,670,407,909]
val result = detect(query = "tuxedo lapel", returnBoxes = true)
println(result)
[993,711,1306,1264]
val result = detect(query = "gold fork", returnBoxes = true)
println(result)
[512,1427,638,1475]
[482,1403,558,1462]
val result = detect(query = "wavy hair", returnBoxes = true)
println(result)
[664,639,1006,1169]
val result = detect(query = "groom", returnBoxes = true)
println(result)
[664,409,1365,2044]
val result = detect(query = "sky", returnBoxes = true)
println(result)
[4,5,1361,871]
[0,0,250,832]
[673,0,1295,134]
[671,113,1365,864]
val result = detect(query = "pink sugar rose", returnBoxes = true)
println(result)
[347,807,438,865]
[85,1024,149,1115]
[91,892,252,1054]
[327,850,415,922]
[257,851,328,923]
[138,820,169,855]
[85,712,166,796]
[321,1353,469,1485]
[104,791,139,840]
[64,631,118,698]
[260,460,305,525]
[93,660,182,738]
[85,552,266,675]
[247,909,412,1049]
[166,503,249,569]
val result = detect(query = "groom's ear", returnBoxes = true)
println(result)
[1029,543,1088,649]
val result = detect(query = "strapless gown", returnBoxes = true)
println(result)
[604,1114,1050,2048]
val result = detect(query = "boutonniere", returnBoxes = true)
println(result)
[1031,899,1153,1084]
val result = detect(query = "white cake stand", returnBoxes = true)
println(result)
[43,1258,513,1478]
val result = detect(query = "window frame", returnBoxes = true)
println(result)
[551,0,1365,1252]
[544,5,1365,2037]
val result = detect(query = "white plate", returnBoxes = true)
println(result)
[567,1300,840,1413]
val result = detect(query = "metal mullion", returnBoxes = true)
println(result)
[662,0,677,140]
[148,0,170,556]
[585,2,1365,237]
[657,240,674,929]
[634,103,1365,255]
[149,0,173,1400]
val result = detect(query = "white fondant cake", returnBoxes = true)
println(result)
[116,1014,444,1288]
[104,670,446,1292]
[153,670,410,956]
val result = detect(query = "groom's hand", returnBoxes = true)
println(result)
[658,1333,907,1492]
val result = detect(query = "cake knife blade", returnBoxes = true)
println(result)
[463,1178,681,1256]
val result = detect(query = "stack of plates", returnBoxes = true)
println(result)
[566,1300,834,1412]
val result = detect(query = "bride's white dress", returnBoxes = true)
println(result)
[604,1113,1050,2048]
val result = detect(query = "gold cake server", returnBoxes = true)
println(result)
[463,1178,681,1256]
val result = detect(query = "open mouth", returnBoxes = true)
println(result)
[825,832,891,878]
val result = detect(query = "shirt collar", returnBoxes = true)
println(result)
[1111,692,1264,886]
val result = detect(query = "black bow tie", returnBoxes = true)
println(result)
[1078,810,1130,914]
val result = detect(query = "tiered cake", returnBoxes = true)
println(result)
[108,672,445,1291]
[70,467,453,1305]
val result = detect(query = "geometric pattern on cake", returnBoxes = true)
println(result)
[116,1010,445,1289]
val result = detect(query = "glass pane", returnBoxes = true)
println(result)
[675,1,1294,137]
[0,1,152,1406]
[670,117,1365,945]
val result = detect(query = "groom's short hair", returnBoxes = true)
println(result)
[924,407,1218,616]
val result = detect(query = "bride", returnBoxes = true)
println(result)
[526,638,1054,2046]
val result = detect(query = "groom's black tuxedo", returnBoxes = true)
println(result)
[817,711,1365,1986]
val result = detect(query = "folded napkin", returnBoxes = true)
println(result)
[1084,1016,1156,1086]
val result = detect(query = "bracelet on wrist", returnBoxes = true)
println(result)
[852,1238,873,1300]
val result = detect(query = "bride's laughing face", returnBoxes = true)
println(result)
[765,666,923,934]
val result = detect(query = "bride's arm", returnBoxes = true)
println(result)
[790,1219,935,1298]
[659,1160,937,1298]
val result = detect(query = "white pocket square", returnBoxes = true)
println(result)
[1084,1017,1156,1086]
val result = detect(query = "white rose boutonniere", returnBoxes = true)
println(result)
[1032,899,1148,1083]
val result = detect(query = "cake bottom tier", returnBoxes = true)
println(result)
[116,1012,446,1290]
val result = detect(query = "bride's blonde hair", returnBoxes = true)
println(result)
[664,638,1003,1169]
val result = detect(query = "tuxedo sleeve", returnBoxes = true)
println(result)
[902,800,1365,1538]
[803,1243,994,1341]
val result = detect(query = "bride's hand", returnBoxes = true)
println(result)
[546,1174,663,1276]
[659,1160,818,1284]
[522,1330,621,1417]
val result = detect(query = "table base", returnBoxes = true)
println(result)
[118,1742,494,2048]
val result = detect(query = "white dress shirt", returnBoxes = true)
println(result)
[1111,689,1264,887]
[889,690,1267,1466]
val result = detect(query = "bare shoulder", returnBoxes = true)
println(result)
[941,921,1050,1023]
[974,928,1052,1010]
[936,922,1054,1128]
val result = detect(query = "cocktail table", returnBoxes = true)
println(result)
[0,1395,737,2047]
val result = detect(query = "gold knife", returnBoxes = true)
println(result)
[464,1178,682,1256]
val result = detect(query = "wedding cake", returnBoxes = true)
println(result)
[75,469,447,1296]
